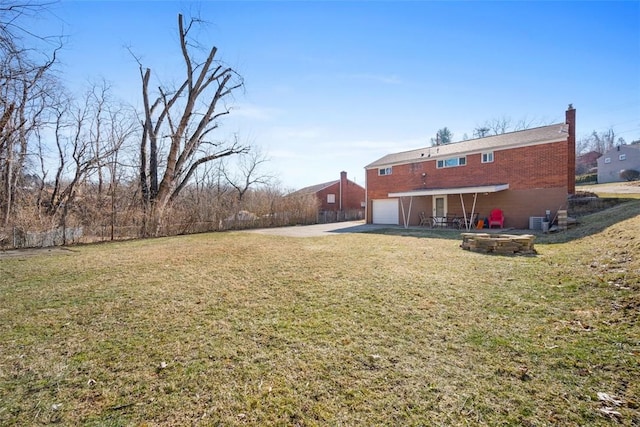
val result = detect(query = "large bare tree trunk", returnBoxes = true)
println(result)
[137,14,248,236]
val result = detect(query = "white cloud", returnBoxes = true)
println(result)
[231,104,282,121]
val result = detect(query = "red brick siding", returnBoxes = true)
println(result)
[368,140,568,196]
[316,181,365,211]
[316,182,340,211]
[366,139,571,228]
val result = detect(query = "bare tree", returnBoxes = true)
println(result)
[220,143,274,202]
[474,115,543,139]
[137,14,249,235]
[72,82,139,239]
[486,116,511,135]
[0,1,57,53]
[513,116,538,131]
[0,43,59,225]
[44,85,127,242]
[578,128,626,155]
[0,0,62,225]
[78,79,138,232]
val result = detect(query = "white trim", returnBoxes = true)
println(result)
[432,195,448,224]
[481,151,494,163]
[389,184,509,198]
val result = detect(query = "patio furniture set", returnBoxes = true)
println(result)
[419,209,505,230]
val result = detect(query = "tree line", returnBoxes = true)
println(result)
[0,5,317,248]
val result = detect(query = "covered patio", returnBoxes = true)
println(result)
[388,184,509,230]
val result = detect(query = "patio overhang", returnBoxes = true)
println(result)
[388,183,509,198]
[389,184,509,230]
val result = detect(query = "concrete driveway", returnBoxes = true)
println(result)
[246,220,390,237]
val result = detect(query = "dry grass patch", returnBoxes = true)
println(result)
[1,206,639,425]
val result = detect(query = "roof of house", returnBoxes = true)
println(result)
[288,177,366,197]
[577,150,602,161]
[600,144,640,156]
[366,122,570,169]
[288,180,339,197]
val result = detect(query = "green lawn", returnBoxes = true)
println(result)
[1,201,639,426]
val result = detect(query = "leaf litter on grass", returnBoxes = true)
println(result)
[0,206,639,425]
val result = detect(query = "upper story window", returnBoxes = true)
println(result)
[437,157,466,168]
[619,154,627,161]
[378,167,392,176]
[604,157,611,164]
[327,194,335,204]
[481,152,494,163]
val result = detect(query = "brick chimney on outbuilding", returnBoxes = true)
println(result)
[566,104,576,195]
[339,171,347,211]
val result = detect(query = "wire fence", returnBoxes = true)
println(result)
[1,209,365,250]
[6,226,84,249]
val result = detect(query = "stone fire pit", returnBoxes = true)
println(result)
[461,233,536,255]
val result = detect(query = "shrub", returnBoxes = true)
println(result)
[620,169,640,181]
[571,191,598,199]
[575,173,597,184]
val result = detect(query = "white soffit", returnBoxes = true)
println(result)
[389,184,509,197]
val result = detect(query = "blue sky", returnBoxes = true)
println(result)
[26,1,640,189]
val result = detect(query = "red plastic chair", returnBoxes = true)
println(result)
[488,209,504,228]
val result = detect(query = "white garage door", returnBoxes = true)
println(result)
[372,199,399,225]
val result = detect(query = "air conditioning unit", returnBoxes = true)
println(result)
[529,216,545,230]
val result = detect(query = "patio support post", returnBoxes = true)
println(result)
[459,192,479,231]
[469,193,478,231]
[459,193,468,230]
[399,196,413,229]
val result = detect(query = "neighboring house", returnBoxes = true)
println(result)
[289,171,366,222]
[576,150,601,175]
[597,144,640,183]
[365,105,576,229]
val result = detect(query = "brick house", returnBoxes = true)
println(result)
[576,150,601,175]
[289,171,365,222]
[364,105,576,229]
[597,144,640,183]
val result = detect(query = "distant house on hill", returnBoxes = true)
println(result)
[576,150,601,175]
[288,171,365,223]
[597,144,640,183]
